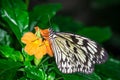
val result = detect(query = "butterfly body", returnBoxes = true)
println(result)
[40,28,108,74]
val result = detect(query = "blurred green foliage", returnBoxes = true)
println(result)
[0,0,119,80]
[91,0,120,9]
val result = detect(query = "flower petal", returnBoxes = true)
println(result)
[21,27,54,60]
[21,32,38,44]
[35,44,47,59]
[44,40,53,57]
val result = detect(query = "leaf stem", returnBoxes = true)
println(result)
[37,56,50,67]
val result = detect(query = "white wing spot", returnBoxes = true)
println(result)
[87,43,97,52]
[87,46,95,54]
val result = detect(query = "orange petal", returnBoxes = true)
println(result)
[46,45,53,57]
[34,26,39,31]
[39,28,49,39]
[44,40,53,57]
[21,27,53,60]
[24,42,38,55]
[24,39,42,55]
[21,32,38,44]
[35,44,47,59]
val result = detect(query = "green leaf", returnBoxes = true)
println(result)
[78,27,112,43]
[34,57,42,66]
[22,49,34,66]
[95,58,120,80]
[0,45,23,62]
[24,66,47,80]
[0,59,22,80]
[62,72,101,80]
[52,16,83,32]
[19,77,28,80]
[78,72,101,80]
[0,0,29,43]
[29,3,62,30]
[48,72,55,80]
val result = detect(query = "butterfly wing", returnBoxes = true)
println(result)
[49,32,108,74]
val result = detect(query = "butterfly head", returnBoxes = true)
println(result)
[48,28,54,33]
[48,28,56,38]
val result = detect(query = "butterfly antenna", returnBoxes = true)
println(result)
[47,14,57,33]
[47,14,52,29]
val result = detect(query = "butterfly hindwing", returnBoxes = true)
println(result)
[49,30,108,74]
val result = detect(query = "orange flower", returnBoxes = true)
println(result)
[21,27,53,60]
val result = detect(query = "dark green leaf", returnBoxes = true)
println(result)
[95,58,120,80]
[0,59,22,80]
[50,23,60,32]
[0,45,23,62]
[78,72,101,80]
[92,0,120,8]
[0,0,29,43]
[24,66,47,80]
[29,3,62,30]
[78,27,112,43]
[19,77,28,80]
[52,16,83,32]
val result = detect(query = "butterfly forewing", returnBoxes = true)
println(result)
[49,29,108,74]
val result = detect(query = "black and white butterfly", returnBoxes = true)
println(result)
[47,28,108,74]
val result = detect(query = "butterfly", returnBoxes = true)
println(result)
[40,28,108,74]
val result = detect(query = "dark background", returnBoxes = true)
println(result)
[29,0,120,59]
